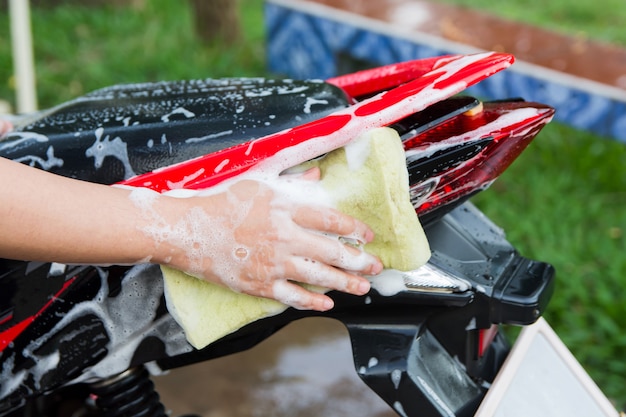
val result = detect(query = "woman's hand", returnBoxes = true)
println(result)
[142,172,383,312]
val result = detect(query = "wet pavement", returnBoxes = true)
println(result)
[154,317,397,417]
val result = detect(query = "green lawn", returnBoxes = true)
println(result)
[473,124,626,403]
[0,0,267,109]
[0,0,624,409]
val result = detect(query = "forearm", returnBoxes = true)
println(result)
[0,157,156,265]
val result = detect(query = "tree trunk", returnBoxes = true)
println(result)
[189,0,241,44]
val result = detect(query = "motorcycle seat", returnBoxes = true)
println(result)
[0,78,350,185]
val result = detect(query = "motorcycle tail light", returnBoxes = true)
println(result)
[398,99,554,218]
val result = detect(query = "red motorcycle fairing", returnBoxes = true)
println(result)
[0,53,555,417]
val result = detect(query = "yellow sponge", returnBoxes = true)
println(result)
[162,127,430,349]
[306,127,430,271]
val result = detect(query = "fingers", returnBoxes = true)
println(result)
[223,243,376,311]
[299,167,321,181]
[271,255,375,311]
[293,205,375,244]
[271,279,336,311]
[281,166,321,181]
[291,230,381,276]
[286,256,371,294]
[223,244,376,312]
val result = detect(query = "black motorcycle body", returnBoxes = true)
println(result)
[0,64,555,417]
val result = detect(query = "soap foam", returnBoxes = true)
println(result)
[272,280,305,309]
[86,127,136,179]
[391,368,402,389]
[369,269,408,296]
[0,264,192,398]
[14,145,64,170]
[343,134,371,171]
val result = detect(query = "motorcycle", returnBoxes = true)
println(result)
[0,52,559,417]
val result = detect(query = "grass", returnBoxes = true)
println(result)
[0,0,267,109]
[0,0,625,409]
[473,124,626,402]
